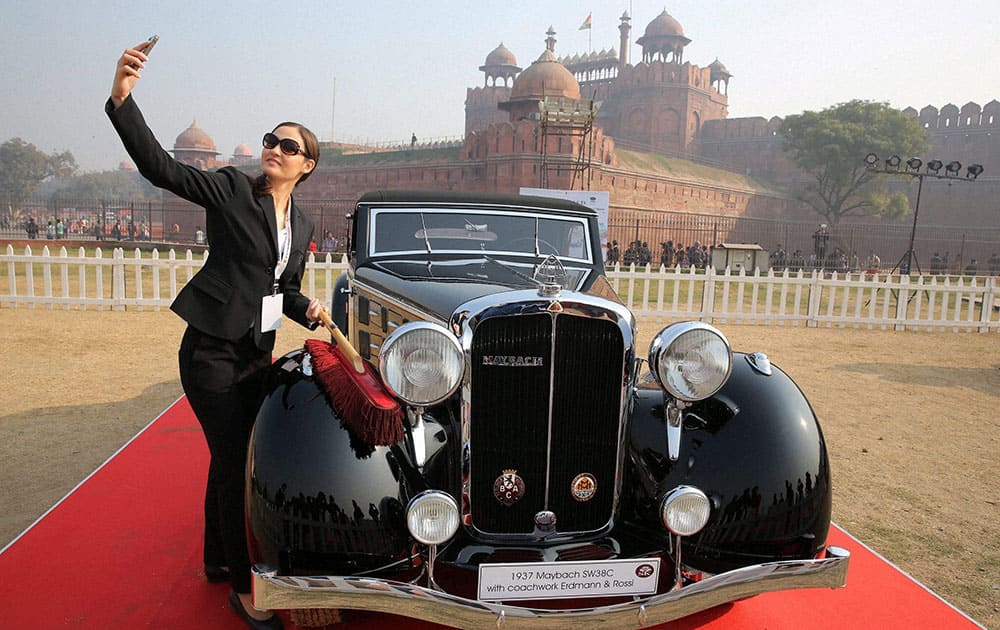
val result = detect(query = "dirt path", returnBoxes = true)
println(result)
[0,307,997,627]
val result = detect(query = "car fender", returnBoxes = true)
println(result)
[246,351,415,576]
[622,353,832,573]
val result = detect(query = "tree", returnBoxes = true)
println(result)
[48,170,159,203]
[0,138,78,204]
[782,100,928,225]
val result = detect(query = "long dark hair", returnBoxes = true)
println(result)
[252,121,320,197]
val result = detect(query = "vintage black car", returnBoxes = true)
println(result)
[246,190,849,628]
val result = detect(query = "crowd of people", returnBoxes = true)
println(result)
[15,214,348,253]
[604,236,1000,277]
[606,239,711,268]
[18,215,156,241]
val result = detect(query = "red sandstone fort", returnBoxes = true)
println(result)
[164,9,998,239]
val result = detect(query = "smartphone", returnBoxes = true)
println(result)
[144,35,159,55]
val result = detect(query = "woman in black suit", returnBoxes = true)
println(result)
[108,39,322,629]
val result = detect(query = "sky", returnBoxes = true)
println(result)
[1,0,998,173]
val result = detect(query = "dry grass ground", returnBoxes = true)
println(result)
[0,307,997,627]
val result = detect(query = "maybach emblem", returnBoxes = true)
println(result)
[493,469,525,506]
[571,473,597,502]
[482,355,544,367]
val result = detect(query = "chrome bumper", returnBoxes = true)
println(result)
[252,546,849,629]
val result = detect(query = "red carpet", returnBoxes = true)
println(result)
[0,398,982,629]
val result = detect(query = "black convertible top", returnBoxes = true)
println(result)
[356,189,598,218]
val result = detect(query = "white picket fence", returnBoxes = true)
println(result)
[3,245,998,333]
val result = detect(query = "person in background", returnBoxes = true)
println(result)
[107,39,324,629]
[865,250,880,273]
[321,230,337,252]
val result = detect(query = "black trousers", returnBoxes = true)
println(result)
[178,325,271,593]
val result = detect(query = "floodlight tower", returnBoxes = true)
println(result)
[863,153,983,275]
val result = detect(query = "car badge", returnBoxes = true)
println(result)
[493,469,525,506]
[482,355,544,367]
[570,473,597,502]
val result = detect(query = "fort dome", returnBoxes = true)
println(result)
[233,143,253,157]
[174,120,217,153]
[636,9,692,63]
[643,9,685,38]
[709,58,731,79]
[509,49,580,101]
[484,43,517,67]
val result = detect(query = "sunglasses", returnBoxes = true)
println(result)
[262,132,310,158]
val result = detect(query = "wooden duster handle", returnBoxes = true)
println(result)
[317,309,366,374]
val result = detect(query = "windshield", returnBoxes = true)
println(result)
[369,208,592,263]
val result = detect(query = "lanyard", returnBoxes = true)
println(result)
[274,200,292,286]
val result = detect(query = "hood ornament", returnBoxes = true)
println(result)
[534,255,566,297]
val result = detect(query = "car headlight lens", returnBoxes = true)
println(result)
[648,322,732,401]
[661,486,711,536]
[379,322,464,406]
[406,491,460,545]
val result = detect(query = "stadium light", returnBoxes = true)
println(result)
[863,153,983,276]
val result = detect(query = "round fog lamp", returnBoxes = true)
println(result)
[406,491,460,545]
[661,486,711,536]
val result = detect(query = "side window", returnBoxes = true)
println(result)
[567,224,586,258]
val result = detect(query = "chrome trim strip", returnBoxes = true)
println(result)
[252,547,850,629]
[367,207,594,264]
[543,312,557,510]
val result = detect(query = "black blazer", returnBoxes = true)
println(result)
[106,95,316,351]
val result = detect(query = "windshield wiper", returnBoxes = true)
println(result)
[484,255,542,287]
[483,255,567,294]
[419,213,433,255]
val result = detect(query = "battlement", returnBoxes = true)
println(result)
[904,100,1000,131]
[616,61,720,96]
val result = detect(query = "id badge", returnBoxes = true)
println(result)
[261,293,283,332]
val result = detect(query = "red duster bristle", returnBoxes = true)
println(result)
[304,339,404,446]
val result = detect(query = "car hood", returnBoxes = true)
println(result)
[354,258,616,322]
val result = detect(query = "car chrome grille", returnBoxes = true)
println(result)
[469,312,624,535]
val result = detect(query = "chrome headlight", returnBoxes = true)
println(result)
[379,322,464,407]
[648,322,732,401]
[661,486,711,536]
[406,491,460,545]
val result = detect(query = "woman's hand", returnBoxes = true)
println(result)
[110,41,153,109]
[305,298,324,324]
